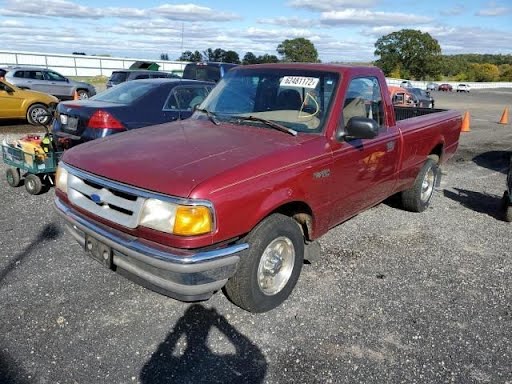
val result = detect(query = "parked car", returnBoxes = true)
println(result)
[426,82,439,91]
[438,83,453,92]
[0,79,58,125]
[106,69,180,89]
[400,80,413,88]
[408,87,435,108]
[4,66,96,100]
[456,83,471,93]
[388,85,415,107]
[54,64,462,312]
[182,62,238,83]
[52,78,214,147]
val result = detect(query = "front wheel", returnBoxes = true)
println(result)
[27,104,50,125]
[25,174,43,195]
[401,157,439,212]
[224,214,304,313]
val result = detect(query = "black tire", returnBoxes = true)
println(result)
[401,156,439,212]
[76,90,89,99]
[6,168,21,187]
[25,174,43,195]
[503,191,512,222]
[26,103,50,125]
[506,206,512,223]
[224,213,304,313]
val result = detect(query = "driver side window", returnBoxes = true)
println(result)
[343,76,384,129]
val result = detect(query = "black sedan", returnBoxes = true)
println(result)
[408,87,435,108]
[52,78,214,148]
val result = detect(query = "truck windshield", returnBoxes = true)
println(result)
[197,68,339,133]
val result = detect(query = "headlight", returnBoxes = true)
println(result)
[139,198,213,236]
[55,165,68,193]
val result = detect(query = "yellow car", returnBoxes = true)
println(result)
[0,79,58,125]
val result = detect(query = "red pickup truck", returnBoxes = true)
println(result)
[54,64,461,312]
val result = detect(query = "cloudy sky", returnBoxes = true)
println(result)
[0,0,511,62]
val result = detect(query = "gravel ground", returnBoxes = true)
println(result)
[1,89,511,384]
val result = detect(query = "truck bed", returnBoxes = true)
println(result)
[394,106,448,121]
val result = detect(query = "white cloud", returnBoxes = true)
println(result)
[476,3,511,16]
[440,5,465,16]
[152,4,240,22]
[287,0,379,12]
[0,0,240,22]
[256,16,318,28]
[365,24,512,56]
[321,9,432,26]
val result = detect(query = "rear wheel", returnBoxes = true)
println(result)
[77,90,89,99]
[25,174,43,195]
[401,156,439,212]
[27,104,50,125]
[6,168,21,187]
[224,214,304,313]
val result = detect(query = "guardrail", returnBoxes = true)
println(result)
[0,50,188,77]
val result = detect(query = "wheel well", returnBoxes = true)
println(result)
[271,202,313,241]
[26,102,48,113]
[429,144,443,162]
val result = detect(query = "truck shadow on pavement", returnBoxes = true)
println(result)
[443,188,503,220]
[0,349,31,384]
[472,150,510,174]
[139,304,267,384]
[0,223,62,285]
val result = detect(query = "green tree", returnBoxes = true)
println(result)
[223,50,241,64]
[243,52,258,65]
[203,48,226,62]
[471,63,500,82]
[258,54,279,63]
[277,38,319,63]
[374,29,442,80]
[499,64,512,81]
[178,50,202,62]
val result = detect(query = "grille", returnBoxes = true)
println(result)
[67,172,146,228]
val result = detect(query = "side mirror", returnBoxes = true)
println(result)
[336,117,379,141]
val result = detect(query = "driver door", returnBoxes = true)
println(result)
[0,82,24,118]
[328,76,400,226]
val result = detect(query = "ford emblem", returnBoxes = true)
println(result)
[91,194,102,204]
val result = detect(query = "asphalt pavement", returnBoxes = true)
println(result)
[0,89,511,384]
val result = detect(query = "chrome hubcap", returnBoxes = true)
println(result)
[257,236,295,295]
[421,168,435,202]
[31,107,48,123]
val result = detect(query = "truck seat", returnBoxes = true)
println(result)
[343,97,366,127]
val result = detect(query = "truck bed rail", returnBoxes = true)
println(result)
[394,107,447,121]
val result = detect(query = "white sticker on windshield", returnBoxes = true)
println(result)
[280,76,319,89]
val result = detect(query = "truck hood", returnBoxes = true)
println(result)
[63,119,308,197]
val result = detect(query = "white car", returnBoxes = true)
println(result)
[456,83,471,93]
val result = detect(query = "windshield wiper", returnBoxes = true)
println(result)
[195,108,220,125]
[235,115,297,136]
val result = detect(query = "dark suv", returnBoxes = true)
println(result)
[182,62,238,83]
[106,70,180,88]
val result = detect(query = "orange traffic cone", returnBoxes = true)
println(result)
[461,111,470,132]
[73,90,79,100]
[499,107,509,124]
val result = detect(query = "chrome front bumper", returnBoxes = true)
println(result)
[54,197,248,301]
